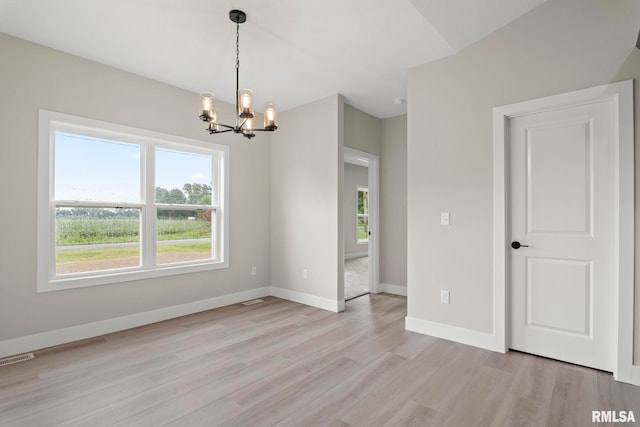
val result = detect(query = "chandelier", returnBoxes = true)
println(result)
[198,10,278,139]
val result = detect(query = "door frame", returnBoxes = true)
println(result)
[492,80,635,383]
[344,147,380,299]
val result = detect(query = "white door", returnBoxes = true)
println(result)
[509,99,615,372]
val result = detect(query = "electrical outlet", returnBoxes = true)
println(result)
[441,290,450,304]
[251,266,257,276]
[303,268,308,279]
[441,212,450,226]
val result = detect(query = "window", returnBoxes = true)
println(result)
[37,110,229,291]
[357,186,369,244]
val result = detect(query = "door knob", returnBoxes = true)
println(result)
[511,241,529,249]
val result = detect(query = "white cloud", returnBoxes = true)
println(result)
[190,172,208,183]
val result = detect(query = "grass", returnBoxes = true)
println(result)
[358,224,368,241]
[57,243,211,263]
[56,218,210,246]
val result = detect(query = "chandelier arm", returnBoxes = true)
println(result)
[208,128,233,135]
[252,128,277,132]
[235,22,240,129]
[216,122,236,130]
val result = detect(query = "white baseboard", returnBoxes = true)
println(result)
[0,287,270,359]
[345,252,368,260]
[269,286,340,312]
[625,365,640,386]
[405,316,502,353]
[379,283,407,296]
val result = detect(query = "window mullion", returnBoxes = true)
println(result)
[142,143,157,268]
[54,201,144,209]
[39,110,229,292]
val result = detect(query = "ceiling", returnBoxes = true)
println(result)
[0,0,545,118]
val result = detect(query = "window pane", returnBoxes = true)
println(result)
[55,131,140,203]
[55,208,140,275]
[358,188,368,215]
[358,215,369,242]
[157,209,213,264]
[156,148,213,205]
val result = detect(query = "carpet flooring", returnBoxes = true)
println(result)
[345,256,369,300]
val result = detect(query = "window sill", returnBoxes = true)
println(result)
[37,260,229,293]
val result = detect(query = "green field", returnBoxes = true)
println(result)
[56,218,210,246]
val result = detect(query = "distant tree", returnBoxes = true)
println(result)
[155,187,169,203]
[155,186,187,204]
[183,183,212,205]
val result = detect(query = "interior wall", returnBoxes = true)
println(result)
[343,105,408,291]
[406,0,640,361]
[344,104,381,156]
[381,115,407,288]
[270,95,344,303]
[344,164,369,257]
[0,34,271,341]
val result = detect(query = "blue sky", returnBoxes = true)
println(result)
[55,132,211,203]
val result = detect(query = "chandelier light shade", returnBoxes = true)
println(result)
[198,10,278,140]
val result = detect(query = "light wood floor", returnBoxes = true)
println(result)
[1,294,638,426]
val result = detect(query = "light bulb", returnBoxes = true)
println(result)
[263,103,278,130]
[199,92,215,122]
[238,89,254,118]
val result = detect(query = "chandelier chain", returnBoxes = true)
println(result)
[235,23,240,70]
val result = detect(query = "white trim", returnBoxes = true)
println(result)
[269,286,341,313]
[37,110,230,292]
[344,147,380,298]
[631,366,640,385]
[345,251,368,260]
[379,283,407,296]
[492,80,636,384]
[405,316,501,352]
[0,287,270,359]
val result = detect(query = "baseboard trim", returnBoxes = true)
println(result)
[0,287,270,359]
[626,365,640,386]
[405,316,502,353]
[270,286,340,312]
[345,252,368,261]
[379,283,407,296]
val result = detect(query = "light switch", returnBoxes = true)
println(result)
[441,290,450,304]
[441,212,450,226]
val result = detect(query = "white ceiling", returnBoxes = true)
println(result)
[0,0,545,118]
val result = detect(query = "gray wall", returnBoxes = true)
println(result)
[344,105,381,156]
[344,105,408,290]
[0,33,270,340]
[406,0,640,359]
[381,115,407,288]
[344,163,369,257]
[270,95,344,303]
[0,34,409,346]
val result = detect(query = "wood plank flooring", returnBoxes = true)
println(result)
[0,294,638,426]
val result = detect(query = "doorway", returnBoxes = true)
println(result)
[492,80,634,381]
[343,147,379,302]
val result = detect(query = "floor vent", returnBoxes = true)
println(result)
[0,353,35,367]
[241,299,264,306]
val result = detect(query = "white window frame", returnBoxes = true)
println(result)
[356,185,369,244]
[37,110,230,292]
